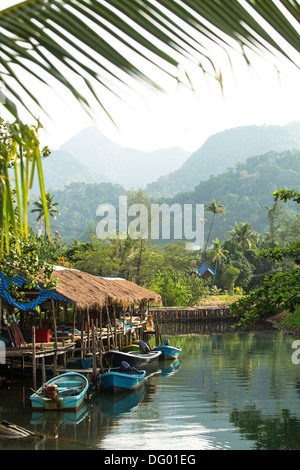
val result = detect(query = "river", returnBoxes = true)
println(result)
[1,322,300,451]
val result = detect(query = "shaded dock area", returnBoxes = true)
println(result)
[0,267,161,388]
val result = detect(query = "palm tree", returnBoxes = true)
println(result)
[211,237,228,286]
[201,199,226,264]
[1,1,299,249]
[229,221,256,253]
[31,192,61,235]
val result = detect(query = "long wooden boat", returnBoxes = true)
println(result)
[0,420,34,439]
[99,361,146,393]
[30,372,89,411]
[105,342,161,368]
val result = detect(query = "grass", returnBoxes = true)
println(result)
[198,294,241,307]
[280,306,300,332]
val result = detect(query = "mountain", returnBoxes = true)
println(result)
[170,148,300,242]
[146,122,300,197]
[29,149,108,193]
[29,149,300,244]
[59,126,191,189]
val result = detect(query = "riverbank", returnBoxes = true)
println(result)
[268,307,300,336]
[199,296,300,336]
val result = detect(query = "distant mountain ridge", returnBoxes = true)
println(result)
[59,126,191,189]
[146,122,300,197]
[31,122,300,197]
[30,149,109,193]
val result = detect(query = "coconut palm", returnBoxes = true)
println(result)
[210,237,228,286]
[228,221,257,253]
[201,199,226,263]
[0,0,299,248]
[31,192,61,235]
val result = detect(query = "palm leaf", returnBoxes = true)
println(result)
[0,119,49,256]
[1,0,299,120]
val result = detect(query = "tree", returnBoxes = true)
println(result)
[228,222,257,253]
[31,192,61,235]
[220,264,240,295]
[210,238,228,286]
[265,200,285,245]
[230,189,300,327]
[0,230,59,303]
[201,199,226,263]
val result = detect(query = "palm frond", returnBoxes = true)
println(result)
[1,0,299,120]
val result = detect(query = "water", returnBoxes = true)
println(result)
[1,325,300,450]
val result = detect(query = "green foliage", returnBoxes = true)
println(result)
[171,149,300,242]
[148,269,210,307]
[230,188,300,327]
[0,116,50,255]
[220,264,240,294]
[280,306,300,331]
[0,230,59,302]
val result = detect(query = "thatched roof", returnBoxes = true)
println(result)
[51,267,161,310]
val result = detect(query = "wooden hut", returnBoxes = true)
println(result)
[0,266,161,343]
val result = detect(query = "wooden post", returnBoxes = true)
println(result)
[106,306,115,350]
[86,307,90,353]
[72,306,76,343]
[51,298,58,376]
[81,309,84,359]
[113,305,117,349]
[32,326,36,390]
[91,321,97,386]
[129,306,133,344]
[41,343,46,384]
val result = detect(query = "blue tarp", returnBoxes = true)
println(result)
[0,271,68,312]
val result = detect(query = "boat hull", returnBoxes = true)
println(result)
[30,372,89,411]
[152,345,182,360]
[106,350,161,368]
[99,370,146,393]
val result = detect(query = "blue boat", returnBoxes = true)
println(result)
[153,339,182,360]
[30,372,89,411]
[99,361,146,393]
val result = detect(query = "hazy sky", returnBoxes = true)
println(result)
[1,1,300,153]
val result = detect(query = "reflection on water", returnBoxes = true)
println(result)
[1,322,300,450]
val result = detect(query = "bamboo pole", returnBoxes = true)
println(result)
[80,309,84,359]
[113,305,117,349]
[72,306,76,343]
[91,321,97,386]
[51,299,57,376]
[32,326,36,390]
[40,343,46,384]
[106,305,115,350]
